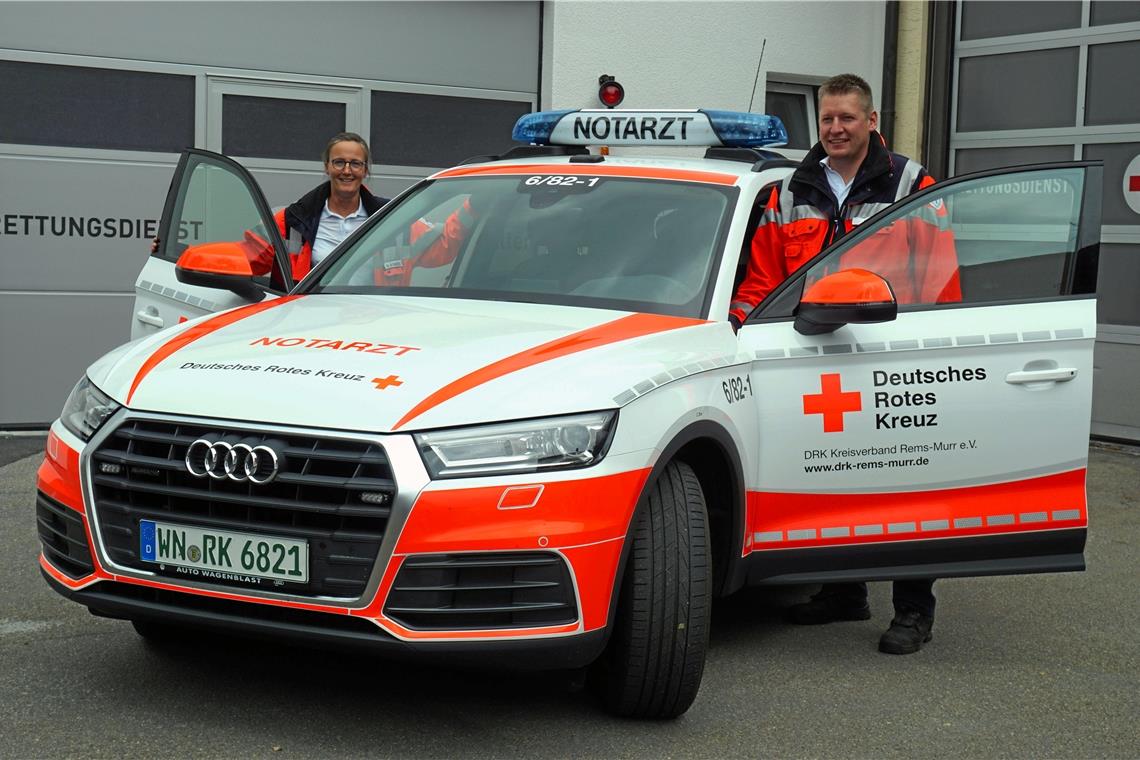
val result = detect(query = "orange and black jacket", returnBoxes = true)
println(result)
[274,182,388,282]
[730,132,961,325]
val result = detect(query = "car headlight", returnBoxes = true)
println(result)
[60,376,120,442]
[414,411,617,479]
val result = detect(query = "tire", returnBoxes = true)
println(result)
[593,459,711,719]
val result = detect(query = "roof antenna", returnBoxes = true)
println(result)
[747,38,768,113]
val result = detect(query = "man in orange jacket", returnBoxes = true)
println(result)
[729,75,960,330]
[732,74,959,655]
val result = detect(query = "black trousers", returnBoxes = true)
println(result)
[819,579,936,618]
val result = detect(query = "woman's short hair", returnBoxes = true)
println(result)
[321,132,371,169]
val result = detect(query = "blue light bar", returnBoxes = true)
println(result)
[511,109,787,148]
[512,109,575,145]
[702,110,788,148]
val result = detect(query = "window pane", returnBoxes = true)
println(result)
[371,91,530,167]
[961,1,1081,40]
[0,60,193,152]
[1091,1,1140,26]
[954,145,1073,174]
[1082,142,1140,225]
[803,167,1086,305]
[159,157,283,291]
[957,49,1078,131]
[1086,41,1140,126]
[221,95,345,161]
[765,91,812,150]
[1096,244,1140,326]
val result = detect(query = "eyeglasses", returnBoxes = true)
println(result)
[329,159,366,171]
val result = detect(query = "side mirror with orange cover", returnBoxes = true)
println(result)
[793,268,897,335]
[175,240,265,302]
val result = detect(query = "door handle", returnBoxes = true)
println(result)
[135,309,164,328]
[1005,368,1077,384]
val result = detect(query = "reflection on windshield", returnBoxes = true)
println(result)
[314,174,735,317]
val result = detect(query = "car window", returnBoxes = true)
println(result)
[801,166,1087,306]
[312,174,736,317]
[157,156,287,292]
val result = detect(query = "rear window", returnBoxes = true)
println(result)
[311,173,737,317]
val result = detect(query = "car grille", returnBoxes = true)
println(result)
[36,492,95,579]
[89,419,396,599]
[384,552,578,630]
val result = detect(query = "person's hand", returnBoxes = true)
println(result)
[150,236,160,254]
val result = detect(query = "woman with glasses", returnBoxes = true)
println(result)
[154,132,473,285]
[272,132,474,285]
[271,132,388,281]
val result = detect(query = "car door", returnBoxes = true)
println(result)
[736,161,1102,582]
[131,149,292,338]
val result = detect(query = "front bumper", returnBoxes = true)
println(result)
[38,414,651,658]
[42,569,608,669]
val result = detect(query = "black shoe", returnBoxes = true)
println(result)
[787,593,871,625]
[878,610,934,654]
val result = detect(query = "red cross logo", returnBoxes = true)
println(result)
[371,375,403,390]
[802,373,862,433]
[1125,155,1140,215]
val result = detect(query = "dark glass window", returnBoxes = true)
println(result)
[961,1,1081,40]
[765,90,813,150]
[221,95,346,161]
[0,60,193,152]
[1085,41,1140,127]
[1091,1,1140,26]
[370,91,530,167]
[954,145,1073,175]
[957,49,1079,132]
[1096,244,1140,326]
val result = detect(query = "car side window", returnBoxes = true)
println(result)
[156,157,287,293]
[801,166,1087,306]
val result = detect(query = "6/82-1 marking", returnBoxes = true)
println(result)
[723,375,753,403]
[523,175,601,188]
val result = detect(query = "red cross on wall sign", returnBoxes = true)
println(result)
[1125,154,1140,215]
[803,373,862,433]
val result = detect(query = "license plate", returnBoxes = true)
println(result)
[139,520,308,583]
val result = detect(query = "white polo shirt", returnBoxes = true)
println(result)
[311,199,368,265]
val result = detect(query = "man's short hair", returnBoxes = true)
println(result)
[818,74,875,116]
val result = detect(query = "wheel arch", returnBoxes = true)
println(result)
[599,418,747,650]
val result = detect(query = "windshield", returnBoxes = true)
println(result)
[310,173,736,317]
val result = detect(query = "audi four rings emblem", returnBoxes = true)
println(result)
[185,439,280,484]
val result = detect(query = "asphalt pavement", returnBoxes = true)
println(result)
[1,434,1136,759]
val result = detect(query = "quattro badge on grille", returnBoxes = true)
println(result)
[185,438,281,484]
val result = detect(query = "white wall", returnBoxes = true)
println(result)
[544,0,886,114]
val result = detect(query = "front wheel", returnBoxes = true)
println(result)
[593,459,711,718]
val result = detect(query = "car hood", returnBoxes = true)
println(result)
[88,295,734,433]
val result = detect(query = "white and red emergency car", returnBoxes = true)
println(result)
[36,109,1103,718]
